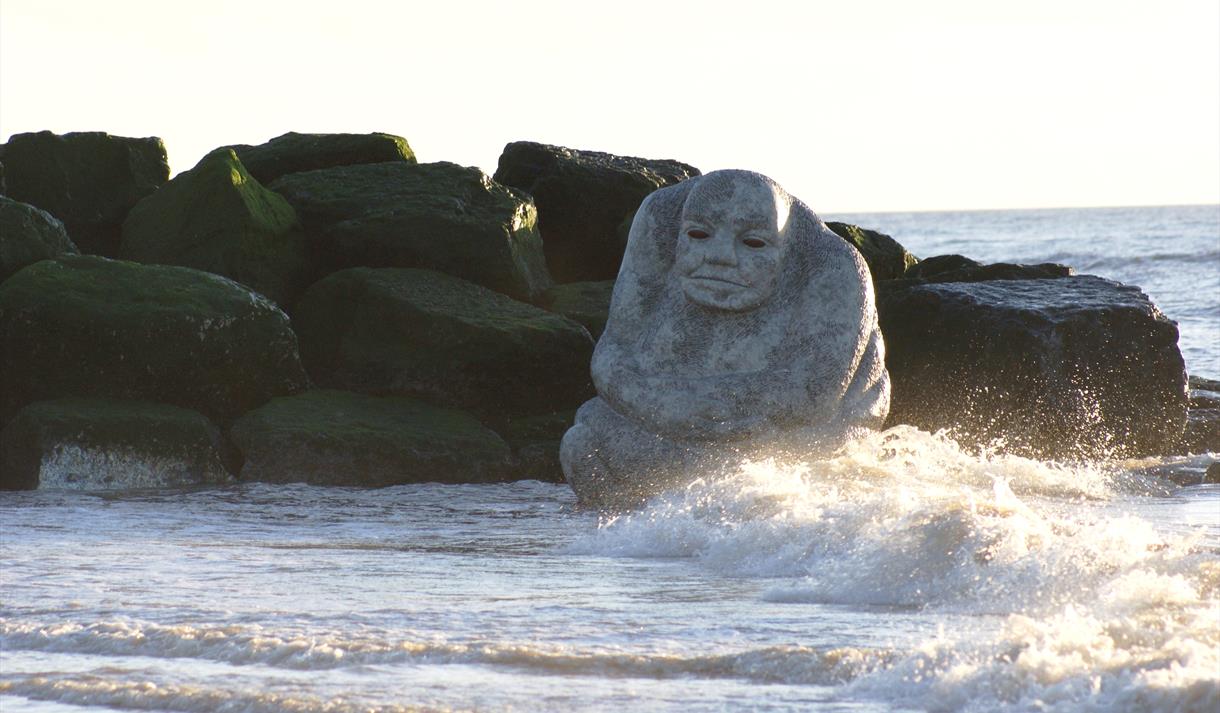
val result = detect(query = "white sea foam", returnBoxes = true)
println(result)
[567,427,1220,712]
[0,618,886,684]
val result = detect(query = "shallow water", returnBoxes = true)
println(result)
[2,429,1218,712]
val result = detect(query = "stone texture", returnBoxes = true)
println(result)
[230,390,512,486]
[0,196,78,283]
[1,398,234,490]
[271,161,551,302]
[877,275,1188,458]
[901,254,1073,284]
[227,131,416,184]
[562,170,890,507]
[825,222,918,281]
[493,141,700,283]
[0,255,309,425]
[119,149,312,306]
[293,267,595,423]
[542,280,615,339]
[0,131,169,256]
[1180,376,1220,454]
[498,410,575,482]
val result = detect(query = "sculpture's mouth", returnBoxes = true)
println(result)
[686,274,749,289]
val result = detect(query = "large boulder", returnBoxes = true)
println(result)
[230,389,512,486]
[541,280,615,340]
[825,222,919,281]
[0,196,78,283]
[877,275,1188,458]
[0,256,309,425]
[226,131,416,185]
[493,142,700,283]
[1,398,234,490]
[119,149,312,306]
[0,131,169,256]
[293,267,595,424]
[270,161,551,302]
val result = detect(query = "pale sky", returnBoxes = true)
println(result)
[1,0,1217,212]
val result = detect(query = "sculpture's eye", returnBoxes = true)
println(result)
[687,229,709,239]
[742,237,767,248]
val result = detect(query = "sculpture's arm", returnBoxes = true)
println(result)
[593,337,808,439]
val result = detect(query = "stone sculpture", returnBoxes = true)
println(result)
[560,170,890,507]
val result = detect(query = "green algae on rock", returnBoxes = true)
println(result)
[496,409,576,482]
[542,280,615,340]
[271,162,551,303]
[227,131,416,184]
[0,398,234,490]
[119,148,312,306]
[0,131,169,256]
[0,196,78,283]
[230,389,513,486]
[293,267,594,423]
[825,222,919,282]
[0,255,309,425]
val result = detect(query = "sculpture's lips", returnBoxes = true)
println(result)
[686,274,750,289]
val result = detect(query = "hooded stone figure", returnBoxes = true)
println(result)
[561,169,889,507]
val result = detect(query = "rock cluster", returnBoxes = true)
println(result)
[0,130,1207,492]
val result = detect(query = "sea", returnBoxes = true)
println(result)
[2,204,1218,713]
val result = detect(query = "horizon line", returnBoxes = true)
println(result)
[821,201,1220,216]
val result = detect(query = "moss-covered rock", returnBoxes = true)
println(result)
[0,196,78,283]
[497,410,575,482]
[493,142,700,283]
[271,162,551,302]
[293,267,594,423]
[902,254,1072,283]
[542,280,615,339]
[825,222,918,281]
[0,131,169,256]
[226,131,416,185]
[230,389,512,486]
[0,398,234,490]
[119,149,311,306]
[0,255,309,424]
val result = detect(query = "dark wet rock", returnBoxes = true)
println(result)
[877,275,1188,458]
[0,160,6,194]
[293,267,595,423]
[493,141,699,283]
[1206,461,1220,484]
[0,131,169,256]
[119,149,311,306]
[226,131,415,185]
[0,255,309,425]
[498,410,575,482]
[0,196,78,283]
[230,389,512,486]
[1181,376,1220,454]
[825,222,918,281]
[541,280,614,340]
[1,398,234,490]
[271,161,550,302]
[901,254,1073,284]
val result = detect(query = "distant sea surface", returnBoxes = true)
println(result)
[2,205,1217,713]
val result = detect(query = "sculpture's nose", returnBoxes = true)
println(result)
[706,230,738,265]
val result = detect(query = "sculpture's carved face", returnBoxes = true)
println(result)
[675,177,789,311]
